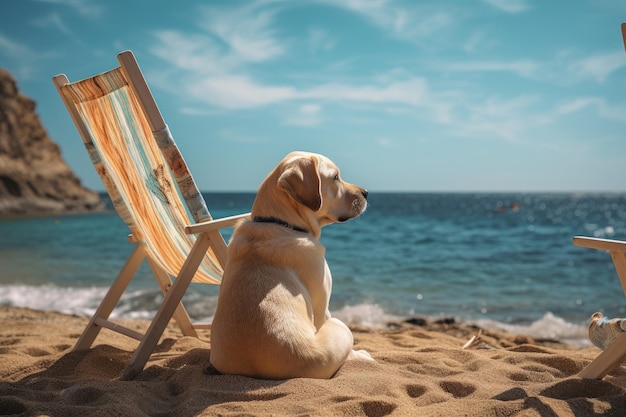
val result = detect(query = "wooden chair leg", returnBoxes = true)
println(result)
[609,250,626,297]
[121,233,212,380]
[73,245,145,351]
[580,331,626,379]
[146,258,198,338]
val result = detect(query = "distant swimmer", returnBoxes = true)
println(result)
[494,201,520,213]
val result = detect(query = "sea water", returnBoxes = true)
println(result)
[1,192,625,346]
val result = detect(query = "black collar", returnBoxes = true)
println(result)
[253,216,309,234]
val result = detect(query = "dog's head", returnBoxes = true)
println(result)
[252,151,368,237]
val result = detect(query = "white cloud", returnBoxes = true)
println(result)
[303,78,428,106]
[412,12,452,38]
[188,74,296,109]
[556,98,598,115]
[300,104,322,114]
[147,2,446,116]
[568,52,626,83]
[446,51,624,85]
[377,137,394,147]
[151,31,228,73]
[308,28,336,53]
[463,31,499,53]
[326,0,452,42]
[31,12,72,35]
[474,94,541,117]
[0,34,32,58]
[284,104,324,126]
[34,0,102,18]
[197,4,284,63]
[444,94,548,142]
[446,59,539,78]
[482,0,530,13]
[174,72,430,110]
[0,34,41,79]
[150,12,432,111]
[150,2,288,98]
[557,97,626,122]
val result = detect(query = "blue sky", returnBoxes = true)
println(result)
[1,0,625,192]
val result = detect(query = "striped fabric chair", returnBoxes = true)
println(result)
[53,51,249,380]
[573,23,626,380]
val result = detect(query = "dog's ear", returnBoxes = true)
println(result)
[278,156,322,211]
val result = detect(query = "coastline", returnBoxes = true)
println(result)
[1,306,624,416]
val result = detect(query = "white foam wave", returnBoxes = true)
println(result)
[0,286,592,346]
[333,304,591,346]
[0,284,108,318]
[465,312,590,347]
[0,284,217,322]
[332,303,405,328]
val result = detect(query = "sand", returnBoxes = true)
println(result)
[1,306,625,417]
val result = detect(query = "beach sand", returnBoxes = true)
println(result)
[1,306,625,416]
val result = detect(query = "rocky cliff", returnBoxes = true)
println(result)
[0,68,103,216]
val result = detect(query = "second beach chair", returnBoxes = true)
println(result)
[573,22,626,380]
[574,237,626,379]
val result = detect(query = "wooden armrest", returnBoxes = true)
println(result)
[185,213,250,235]
[573,236,626,252]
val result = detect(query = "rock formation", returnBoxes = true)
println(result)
[0,68,103,216]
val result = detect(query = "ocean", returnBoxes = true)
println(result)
[1,192,625,347]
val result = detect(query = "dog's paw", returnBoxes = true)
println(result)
[348,349,374,362]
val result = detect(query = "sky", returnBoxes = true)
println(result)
[1,0,625,192]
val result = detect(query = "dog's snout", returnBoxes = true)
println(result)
[362,189,369,200]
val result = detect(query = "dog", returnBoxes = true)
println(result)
[209,151,373,379]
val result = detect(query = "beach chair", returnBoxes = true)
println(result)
[574,237,626,379]
[52,51,249,380]
[572,22,626,380]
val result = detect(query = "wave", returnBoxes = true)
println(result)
[0,284,217,321]
[466,312,590,347]
[0,284,108,318]
[0,285,591,347]
[332,303,590,347]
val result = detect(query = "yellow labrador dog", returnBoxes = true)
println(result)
[210,151,373,379]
